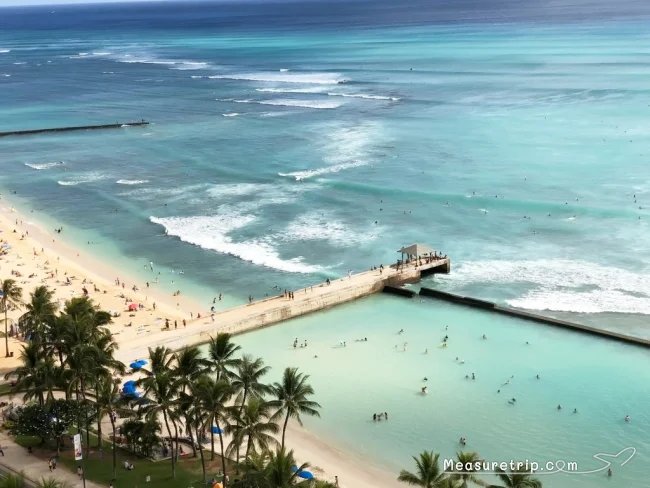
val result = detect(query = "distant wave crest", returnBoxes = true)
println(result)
[25,161,64,170]
[279,160,367,181]
[217,98,343,109]
[209,71,346,84]
[57,172,108,186]
[116,179,149,185]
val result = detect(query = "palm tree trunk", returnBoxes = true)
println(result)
[236,388,247,466]
[173,422,180,461]
[217,419,227,488]
[162,410,176,479]
[245,433,253,461]
[110,417,117,479]
[196,423,206,483]
[186,415,197,457]
[281,410,290,449]
[210,416,215,461]
[97,405,103,449]
[4,308,9,357]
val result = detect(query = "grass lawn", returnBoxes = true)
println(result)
[15,433,233,488]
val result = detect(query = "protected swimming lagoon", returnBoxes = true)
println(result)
[230,294,650,488]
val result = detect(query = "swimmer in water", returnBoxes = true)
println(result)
[557,404,562,411]
[421,386,428,394]
[625,415,631,422]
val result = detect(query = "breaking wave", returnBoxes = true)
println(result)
[150,215,322,273]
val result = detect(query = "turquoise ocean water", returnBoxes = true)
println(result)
[1,1,649,486]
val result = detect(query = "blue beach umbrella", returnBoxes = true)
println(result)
[211,426,223,434]
[130,362,143,369]
[297,471,314,480]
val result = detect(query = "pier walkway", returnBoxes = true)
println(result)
[0,120,149,138]
[117,252,450,360]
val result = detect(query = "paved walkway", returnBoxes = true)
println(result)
[0,431,104,488]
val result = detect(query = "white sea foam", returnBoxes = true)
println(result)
[283,211,381,246]
[13,62,26,65]
[116,179,149,185]
[24,161,65,170]
[440,259,650,315]
[150,215,321,273]
[256,87,328,94]
[278,160,366,181]
[57,172,108,186]
[279,122,382,180]
[218,98,343,109]
[207,183,273,198]
[73,50,211,71]
[0,49,10,54]
[170,61,209,71]
[222,113,240,117]
[208,71,345,84]
[327,92,400,101]
[279,68,289,72]
[2,74,11,78]
[118,183,209,201]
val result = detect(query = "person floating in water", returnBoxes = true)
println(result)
[557,404,562,410]
[624,415,631,422]
[421,386,428,394]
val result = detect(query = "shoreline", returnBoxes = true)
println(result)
[0,196,402,488]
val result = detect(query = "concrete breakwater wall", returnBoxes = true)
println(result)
[0,121,149,138]
[419,287,650,348]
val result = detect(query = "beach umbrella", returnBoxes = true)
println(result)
[136,359,148,366]
[211,426,223,434]
[128,303,138,311]
[130,362,143,370]
[297,470,314,480]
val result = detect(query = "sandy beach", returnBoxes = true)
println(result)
[0,197,401,488]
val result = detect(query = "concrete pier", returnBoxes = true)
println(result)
[0,120,149,138]
[142,253,450,355]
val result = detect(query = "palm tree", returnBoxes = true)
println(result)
[173,346,208,456]
[37,479,70,488]
[5,343,60,406]
[488,467,542,488]
[231,355,272,464]
[0,473,25,488]
[140,368,180,479]
[271,367,321,449]
[398,451,452,488]
[20,285,57,347]
[194,375,233,472]
[94,376,133,478]
[1,278,23,357]
[146,345,176,377]
[263,447,310,487]
[448,451,486,487]
[228,397,279,461]
[182,382,212,484]
[207,333,241,380]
